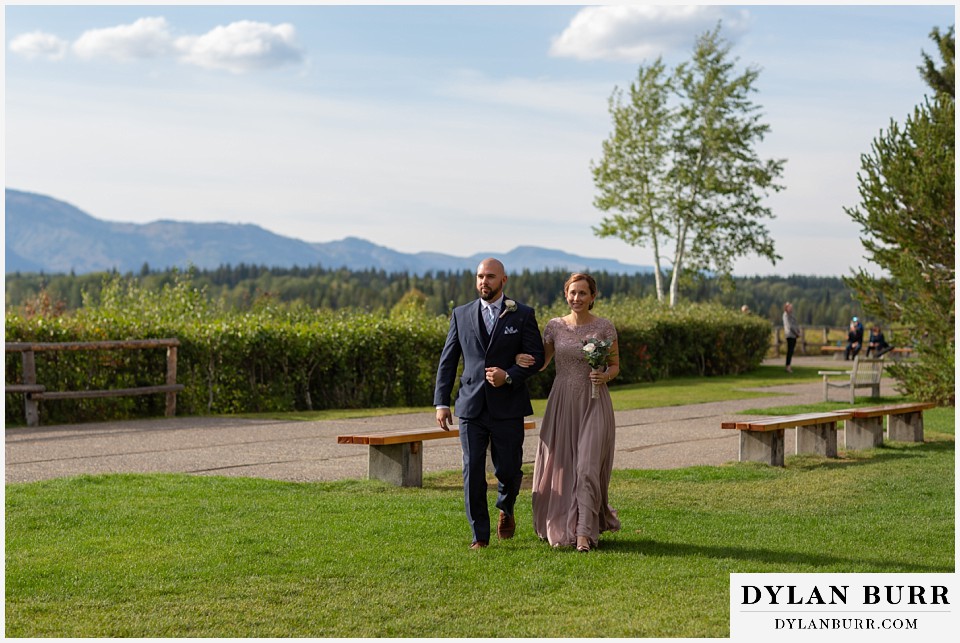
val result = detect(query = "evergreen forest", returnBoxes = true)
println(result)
[6,265,867,327]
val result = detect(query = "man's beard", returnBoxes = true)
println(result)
[479,284,503,302]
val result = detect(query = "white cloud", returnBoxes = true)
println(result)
[175,21,304,74]
[550,5,752,62]
[8,31,68,61]
[73,16,174,61]
[24,17,303,74]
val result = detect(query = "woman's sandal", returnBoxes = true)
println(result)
[576,536,591,552]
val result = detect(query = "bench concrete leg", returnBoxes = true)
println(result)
[368,442,423,487]
[888,411,924,443]
[845,416,884,450]
[796,421,838,457]
[739,429,784,467]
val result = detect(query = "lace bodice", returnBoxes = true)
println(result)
[544,316,617,386]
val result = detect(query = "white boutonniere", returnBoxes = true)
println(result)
[499,299,517,319]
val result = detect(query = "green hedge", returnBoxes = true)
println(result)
[5,278,771,424]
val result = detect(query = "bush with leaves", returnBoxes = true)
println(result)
[6,275,772,424]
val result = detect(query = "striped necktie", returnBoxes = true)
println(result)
[484,304,498,334]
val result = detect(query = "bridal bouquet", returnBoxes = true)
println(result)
[582,337,612,398]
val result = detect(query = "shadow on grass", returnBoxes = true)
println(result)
[599,538,951,573]
[419,440,954,489]
[785,439,954,472]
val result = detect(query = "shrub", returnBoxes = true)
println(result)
[5,277,771,424]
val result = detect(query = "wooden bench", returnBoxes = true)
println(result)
[818,357,884,403]
[5,339,184,426]
[338,420,536,487]
[881,347,913,361]
[840,402,936,448]
[721,411,853,466]
[820,345,846,360]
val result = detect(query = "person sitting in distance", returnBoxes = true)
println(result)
[845,321,864,360]
[866,325,892,358]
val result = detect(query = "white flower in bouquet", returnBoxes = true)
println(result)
[582,337,612,369]
[582,337,613,398]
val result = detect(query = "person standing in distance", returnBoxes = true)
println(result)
[434,258,545,550]
[782,302,800,373]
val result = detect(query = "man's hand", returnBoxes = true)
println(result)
[436,407,453,430]
[485,367,507,387]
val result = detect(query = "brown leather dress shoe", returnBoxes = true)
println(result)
[497,511,516,540]
[470,540,489,550]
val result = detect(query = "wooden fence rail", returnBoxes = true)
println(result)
[5,339,184,427]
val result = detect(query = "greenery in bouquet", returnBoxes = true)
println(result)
[582,337,612,369]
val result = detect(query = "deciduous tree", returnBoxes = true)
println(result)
[592,26,785,306]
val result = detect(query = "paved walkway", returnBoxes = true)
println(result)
[5,357,897,484]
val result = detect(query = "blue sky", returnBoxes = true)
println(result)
[4,3,955,276]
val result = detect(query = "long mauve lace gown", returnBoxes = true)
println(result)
[532,316,621,548]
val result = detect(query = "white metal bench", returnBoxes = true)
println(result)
[818,356,884,404]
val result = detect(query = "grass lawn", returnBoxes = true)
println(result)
[5,400,954,638]
[5,364,953,637]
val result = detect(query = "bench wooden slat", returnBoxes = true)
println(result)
[721,416,780,430]
[727,411,852,432]
[723,404,934,430]
[840,402,936,418]
[32,384,185,401]
[339,420,536,446]
[337,427,453,445]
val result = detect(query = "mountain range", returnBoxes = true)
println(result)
[4,189,654,276]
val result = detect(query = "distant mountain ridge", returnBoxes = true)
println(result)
[4,189,654,276]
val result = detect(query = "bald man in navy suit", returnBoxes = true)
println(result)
[435,258,545,549]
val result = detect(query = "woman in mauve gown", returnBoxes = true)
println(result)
[518,272,621,552]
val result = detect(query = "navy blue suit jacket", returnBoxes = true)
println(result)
[433,297,545,420]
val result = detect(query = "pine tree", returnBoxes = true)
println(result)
[844,24,955,404]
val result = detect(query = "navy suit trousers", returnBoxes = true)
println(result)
[458,409,525,543]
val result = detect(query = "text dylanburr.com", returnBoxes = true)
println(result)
[730,573,956,640]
